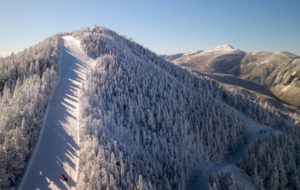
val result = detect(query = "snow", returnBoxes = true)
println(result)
[172,44,238,64]
[203,44,236,54]
[163,44,238,64]
[191,109,278,190]
[18,36,95,190]
[172,51,202,64]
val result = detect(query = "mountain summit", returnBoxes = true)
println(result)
[204,44,237,53]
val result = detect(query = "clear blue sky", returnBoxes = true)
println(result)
[0,0,300,56]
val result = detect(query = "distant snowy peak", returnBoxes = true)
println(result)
[168,45,240,64]
[203,44,238,54]
[162,44,242,63]
[215,44,235,49]
[163,42,300,106]
[184,44,238,56]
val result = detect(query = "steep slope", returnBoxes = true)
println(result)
[1,26,300,190]
[239,52,300,106]
[72,27,250,190]
[0,35,60,189]
[18,36,95,190]
[167,47,300,106]
[70,26,300,190]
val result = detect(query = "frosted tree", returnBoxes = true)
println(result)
[0,33,61,188]
[75,26,249,190]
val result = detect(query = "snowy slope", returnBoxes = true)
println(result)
[239,52,300,106]
[71,26,250,190]
[18,36,95,190]
[165,48,300,106]
[162,45,239,64]
[12,27,299,190]
[172,45,242,64]
[173,45,245,75]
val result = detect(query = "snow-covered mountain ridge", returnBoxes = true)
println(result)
[163,46,300,107]
[202,44,237,54]
[72,27,300,190]
[0,26,300,190]
[73,27,248,189]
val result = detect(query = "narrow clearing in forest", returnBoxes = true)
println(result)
[18,36,95,190]
[192,109,279,190]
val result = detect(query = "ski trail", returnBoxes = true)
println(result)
[18,36,95,190]
[191,110,278,190]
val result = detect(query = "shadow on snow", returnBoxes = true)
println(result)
[19,42,89,190]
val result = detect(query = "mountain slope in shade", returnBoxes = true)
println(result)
[165,46,300,106]
[239,52,300,106]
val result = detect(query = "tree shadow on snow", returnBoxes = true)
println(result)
[18,43,92,190]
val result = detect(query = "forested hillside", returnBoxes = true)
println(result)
[1,26,299,190]
[222,83,300,189]
[0,34,61,188]
[238,127,300,189]
[73,26,300,190]
[73,27,248,189]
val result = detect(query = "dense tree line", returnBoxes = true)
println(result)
[0,35,61,188]
[207,77,300,190]
[1,25,298,189]
[74,26,247,190]
[218,84,295,128]
[238,127,300,190]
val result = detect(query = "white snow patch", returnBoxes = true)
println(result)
[173,44,238,64]
[201,44,237,55]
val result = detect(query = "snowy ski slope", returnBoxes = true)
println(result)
[18,36,95,190]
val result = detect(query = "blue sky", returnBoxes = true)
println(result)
[0,0,299,56]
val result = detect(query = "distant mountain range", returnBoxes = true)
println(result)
[162,45,300,106]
